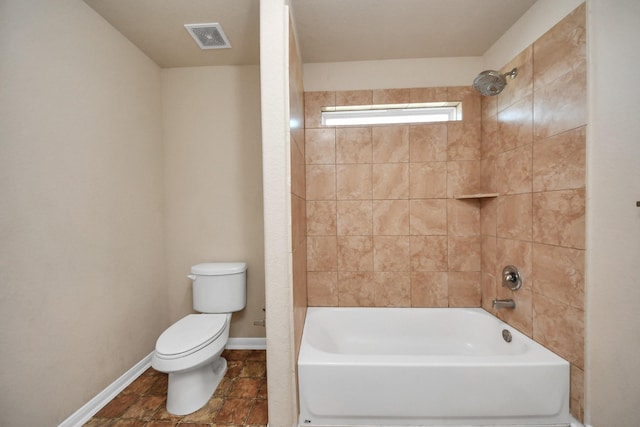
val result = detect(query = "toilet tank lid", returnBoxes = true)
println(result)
[191,262,247,276]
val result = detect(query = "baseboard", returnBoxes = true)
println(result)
[58,351,154,427]
[226,337,267,349]
[58,338,267,427]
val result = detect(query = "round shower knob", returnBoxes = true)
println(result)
[502,265,522,291]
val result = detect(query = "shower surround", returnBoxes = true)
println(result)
[302,3,585,421]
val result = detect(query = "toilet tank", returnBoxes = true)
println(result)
[190,262,247,313]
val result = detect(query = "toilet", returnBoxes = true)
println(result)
[152,262,247,415]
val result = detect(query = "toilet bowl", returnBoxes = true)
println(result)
[152,262,247,415]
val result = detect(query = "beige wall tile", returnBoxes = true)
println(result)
[305,128,335,165]
[307,272,338,306]
[411,272,448,307]
[533,188,585,249]
[336,90,372,106]
[306,165,336,200]
[480,198,497,236]
[497,95,533,153]
[374,236,411,272]
[375,272,411,307]
[481,113,499,159]
[409,199,447,236]
[292,195,307,248]
[307,236,337,271]
[497,144,532,195]
[373,88,410,104]
[497,46,533,112]
[410,87,448,103]
[448,86,482,123]
[533,3,586,88]
[336,164,371,200]
[306,201,336,236]
[447,199,480,236]
[480,157,497,194]
[533,293,584,368]
[373,126,410,163]
[481,94,498,122]
[533,67,587,140]
[409,124,448,162]
[336,200,372,236]
[338,272,375,306]
[533,126,586,192]
[291,141,306,198]
[481,272,497,313]
[447,160,481,198]
[496,238,533,288]
[497,193,532,241]
[305,91,335,128]
[373,200,410,235]
[336,127,372,163]
[498,288,533,337]
[448,271,481,307]
[532,243,585,310]
[409,236,448,271]
[372,163,410,199]
[481,235,497,277]
[448,236,481,272]
[448,120,481,161]
[409,162,447,198]
[570,364,585,422]
[337,236,374,272]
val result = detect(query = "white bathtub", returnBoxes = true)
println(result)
[298,307,571,427]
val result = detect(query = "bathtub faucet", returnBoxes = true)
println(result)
[492,299,516,309]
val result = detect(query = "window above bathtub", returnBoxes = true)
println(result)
[321,102,462,126]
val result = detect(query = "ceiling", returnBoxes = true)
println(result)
[84,0,537,68]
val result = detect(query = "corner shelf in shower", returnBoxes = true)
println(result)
[453,193,498,199]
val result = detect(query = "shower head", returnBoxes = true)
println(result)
[472,68,518,96]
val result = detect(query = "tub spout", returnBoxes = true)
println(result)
[492,299,516,309]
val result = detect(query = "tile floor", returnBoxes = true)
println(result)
[84,350,267,427]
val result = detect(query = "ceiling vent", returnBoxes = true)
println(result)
[184,23,231,50]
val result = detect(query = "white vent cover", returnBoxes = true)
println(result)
[184,23,231,49]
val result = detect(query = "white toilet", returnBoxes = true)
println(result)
[152,262,247,415]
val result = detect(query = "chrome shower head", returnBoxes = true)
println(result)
[472,68,518,96]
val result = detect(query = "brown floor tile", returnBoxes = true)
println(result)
[111,420,146,427]
[120,395,164,420]
[239,361,266,378]
[181,397,223,423]
[246,399,268,425]
[86,350,266,427]
[215,398,254,424]
[256,378,267,399]
[229,378,261,399]
[94,394,139,418]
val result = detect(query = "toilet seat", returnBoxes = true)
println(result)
[155,314,227,359]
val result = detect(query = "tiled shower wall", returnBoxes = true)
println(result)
[480,4,586,421]
[304,87,485,308]
[302,3,586,421]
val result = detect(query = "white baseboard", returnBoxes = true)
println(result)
[58,338,266,427]
[226,337,267,349]
[58,352,154,427]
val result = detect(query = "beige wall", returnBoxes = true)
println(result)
[161,65,265,337]
[587,1,640,426]
[480,4,586,421]
[289,19,307,364]
[0,0,167,424]
[260,0,300,426]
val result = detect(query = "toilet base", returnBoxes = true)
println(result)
[166,357,228,415]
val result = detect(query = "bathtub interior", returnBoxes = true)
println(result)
[298,307,572,427]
